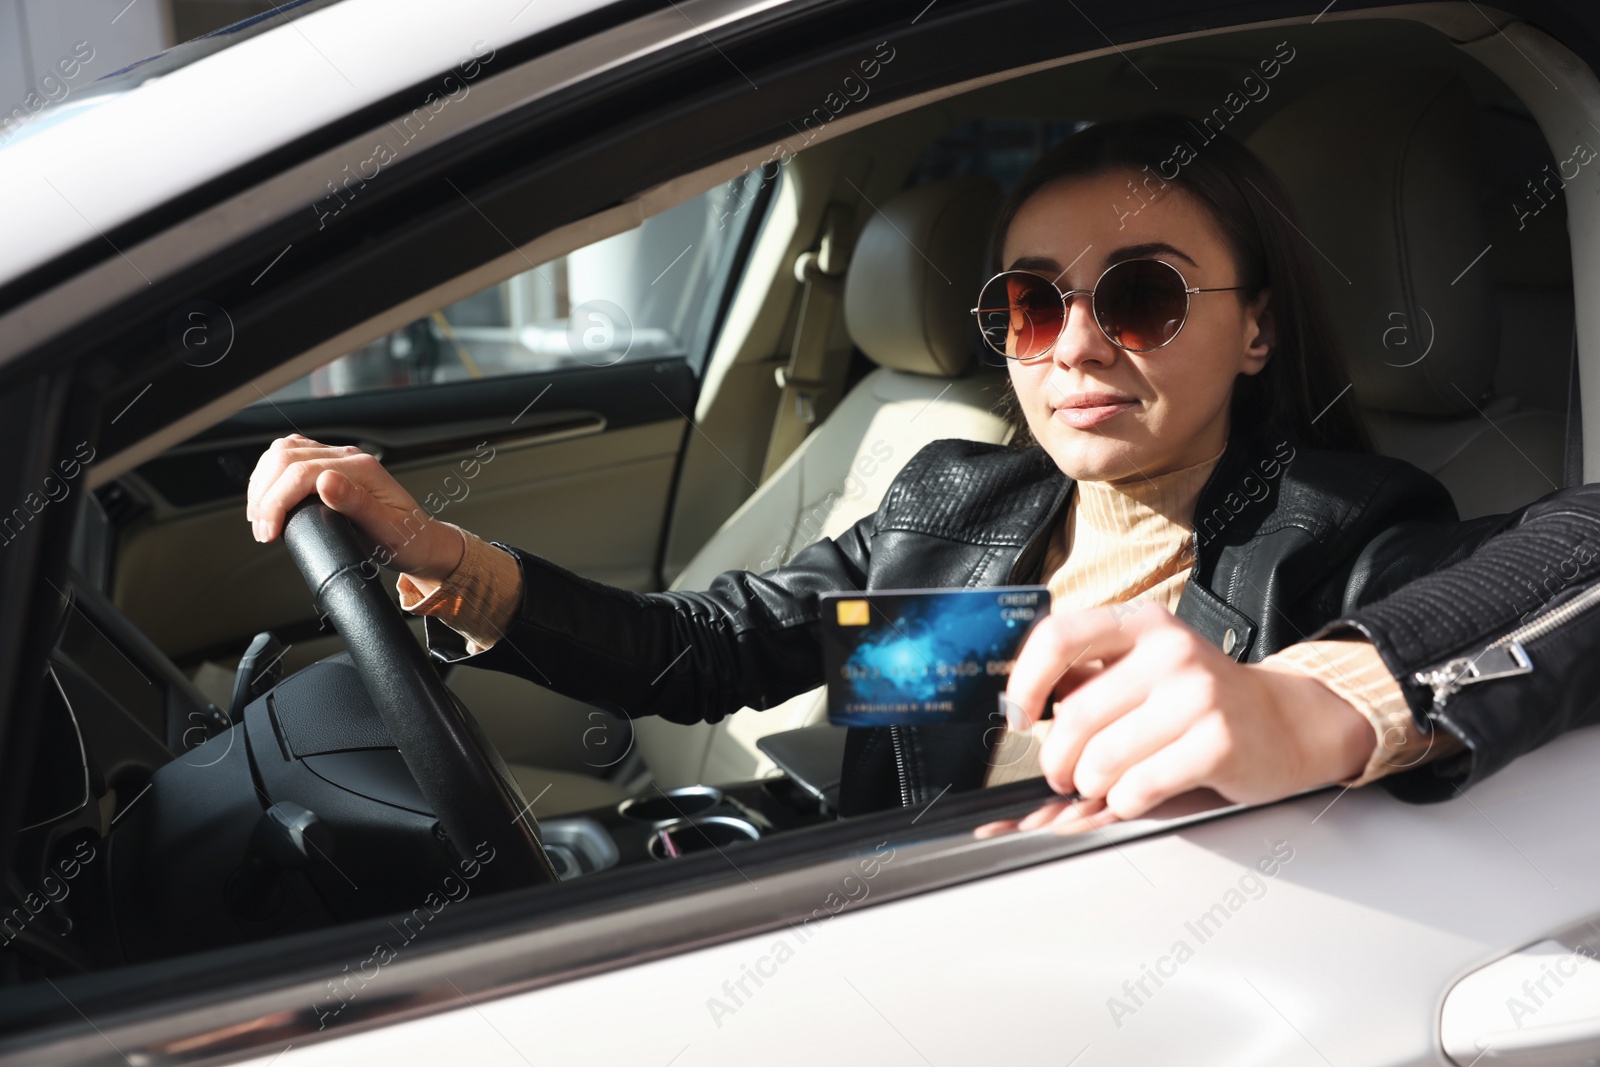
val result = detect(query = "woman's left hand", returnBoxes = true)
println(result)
[997,602,1377,825]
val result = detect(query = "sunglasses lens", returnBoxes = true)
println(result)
[1094,259,1188,352]
[975,273,1062,359]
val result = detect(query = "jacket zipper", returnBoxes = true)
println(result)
[890,474,1076,812]
[909,477,1065,811]
[890,725,913,808]
[1413,582,1600,706]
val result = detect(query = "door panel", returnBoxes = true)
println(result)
[112,415,684,661]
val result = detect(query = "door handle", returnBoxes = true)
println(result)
[317,414,606,469]
[1442,938,1600,1064]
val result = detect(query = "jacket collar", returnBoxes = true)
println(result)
[1004,420,1288,586]
[1002,421,1288,659]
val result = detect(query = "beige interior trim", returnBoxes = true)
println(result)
[117,417,682,656]
[694,160,801,419]
[1452,21,1600,481]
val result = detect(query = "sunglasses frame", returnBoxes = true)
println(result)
[970,258,1250,359]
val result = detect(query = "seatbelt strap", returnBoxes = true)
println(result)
[783,207,850,404]
[761,203,856,480]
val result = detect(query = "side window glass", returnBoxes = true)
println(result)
[261,172,760,403]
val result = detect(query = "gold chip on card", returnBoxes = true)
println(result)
[835,599,870,626]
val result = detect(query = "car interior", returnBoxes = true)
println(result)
[7,11,1579,988]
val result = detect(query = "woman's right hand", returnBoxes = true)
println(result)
[246,434,465,580]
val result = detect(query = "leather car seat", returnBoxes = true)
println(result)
[502,176,1012,813]
[1246,68,1567,517]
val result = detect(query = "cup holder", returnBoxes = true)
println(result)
[617,785,723,823]
[648,816,760,859]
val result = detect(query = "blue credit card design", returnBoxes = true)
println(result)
[820,586,1051,727]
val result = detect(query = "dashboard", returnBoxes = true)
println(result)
[3,493,227,983]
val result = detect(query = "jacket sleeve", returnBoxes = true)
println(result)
[420,512,877,726]
[1317,481,1600,800]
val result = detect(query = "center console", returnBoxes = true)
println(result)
[538,776,833,879]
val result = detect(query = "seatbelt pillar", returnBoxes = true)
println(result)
[762,202,853,479]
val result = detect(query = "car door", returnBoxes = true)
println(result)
[202,730,1600,1067]
[4,0,1600,1065]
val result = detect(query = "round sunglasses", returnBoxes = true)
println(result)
[970,258,1249,359]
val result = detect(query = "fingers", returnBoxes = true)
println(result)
[243,436,454,575]
[1042,625,1210,796]
[1021,795,1120,835]
[973,796,1120,840]
[1036,614,1222,796]
[1034,651,1161,795]
[1066,689,1198,800]
[250,446,378,542]
[251,457,324,542]
[1045,795,1120,835]
[1101,727,1225,820]
[314,467,377,524]
[246,436,353,523]
[1003,602,1165,731]
[973,817,1021,839]
[247,435,317,511]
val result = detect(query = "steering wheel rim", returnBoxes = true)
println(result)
[282,500,557,890]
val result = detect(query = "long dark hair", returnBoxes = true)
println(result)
[988,113,1372,454]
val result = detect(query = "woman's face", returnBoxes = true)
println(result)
[1000,169,1274,482]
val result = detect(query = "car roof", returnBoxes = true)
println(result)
[0,0,615,292]
[7,0,1600,297]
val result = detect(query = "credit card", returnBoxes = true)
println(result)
[820,586,1051,727]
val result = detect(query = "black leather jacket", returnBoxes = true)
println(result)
[429,423,1600,815]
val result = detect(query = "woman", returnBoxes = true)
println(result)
[246,114,1600,823]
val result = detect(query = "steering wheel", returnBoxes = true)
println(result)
[282,499,558,890]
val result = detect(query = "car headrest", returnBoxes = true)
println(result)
[843,176,1001,377]
[1248,69,1496,416]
